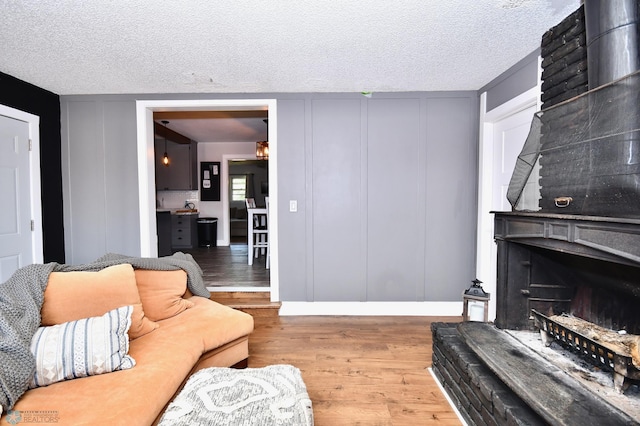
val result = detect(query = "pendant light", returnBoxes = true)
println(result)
[162,120,170,166]
[256,141,269,160]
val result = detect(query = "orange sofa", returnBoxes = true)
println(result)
[0,263,254,426]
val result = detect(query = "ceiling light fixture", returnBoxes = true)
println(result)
[256,119,269,160]
[256,141,269,160]
[162,120,170,167]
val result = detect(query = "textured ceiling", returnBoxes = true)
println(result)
[1,0,580,96]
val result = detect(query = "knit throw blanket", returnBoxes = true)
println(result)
[0,252,210,412]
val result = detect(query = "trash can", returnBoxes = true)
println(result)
[197,217,218,247]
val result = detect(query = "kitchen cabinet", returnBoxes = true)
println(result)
[156,211,172,256]
[155,139,198,190]
[171,214,198,249]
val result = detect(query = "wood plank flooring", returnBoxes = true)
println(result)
[183,243,270,288]
[248,315,463,426]
[186,241,461,423]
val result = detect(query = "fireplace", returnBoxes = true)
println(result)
[493,213,640,332]
[432,212,640,425]
[495,212,640,392]
[432,2,640,424]
[431,217,640,425]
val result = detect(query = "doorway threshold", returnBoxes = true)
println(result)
[207,286,270,293]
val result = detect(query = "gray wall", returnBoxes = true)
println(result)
[60,91,478,302]
[480,49,540,112]
[61,99,140,262]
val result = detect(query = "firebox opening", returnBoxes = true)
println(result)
[526,246,640,334]
[493,212,640,333]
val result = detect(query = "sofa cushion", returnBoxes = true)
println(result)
[41,264,158,339]
[29,305,136,389]
[134,269,195,321]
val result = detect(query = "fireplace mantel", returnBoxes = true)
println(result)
[494,212,640,267]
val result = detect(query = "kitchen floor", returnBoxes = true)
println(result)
[182,241,270,288]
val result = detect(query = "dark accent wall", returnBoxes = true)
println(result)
[0,72,65,263]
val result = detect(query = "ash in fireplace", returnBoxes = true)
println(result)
[507,330,640,420]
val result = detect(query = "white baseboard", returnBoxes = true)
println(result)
[279,301,463,316]
[428,367,468,426]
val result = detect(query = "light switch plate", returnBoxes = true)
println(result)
[289,200,297,212]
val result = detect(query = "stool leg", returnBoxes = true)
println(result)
[266,241,270,269]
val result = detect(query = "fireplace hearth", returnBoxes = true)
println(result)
[431,322,640,425]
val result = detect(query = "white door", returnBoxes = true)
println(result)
[491,105,537,211]
[485,104,536,320]
[0,114,32,282]
[477,86,539,322]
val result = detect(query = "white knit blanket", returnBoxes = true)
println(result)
[159,365,314,426]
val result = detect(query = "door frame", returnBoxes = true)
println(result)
[135,99,279,301]
[476,84,541,321]
[0,104,43,264]
[221,153,258,247]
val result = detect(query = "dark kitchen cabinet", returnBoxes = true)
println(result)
[155,139,198,190]
[171,214,198,249]
[156,211,172,256]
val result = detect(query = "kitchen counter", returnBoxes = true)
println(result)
[156,209,199,215]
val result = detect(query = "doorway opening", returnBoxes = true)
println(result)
[227,158,268,245]
[476,86,540,320]
[135,99,279,301]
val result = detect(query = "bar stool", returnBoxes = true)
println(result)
[265,197,270,269]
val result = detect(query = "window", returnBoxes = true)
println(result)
[231,176,247,201]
